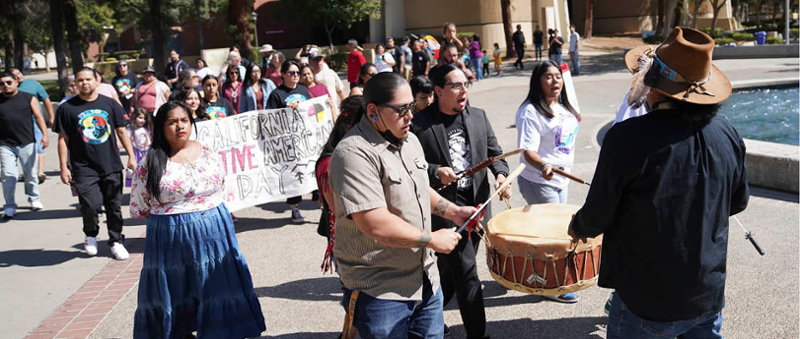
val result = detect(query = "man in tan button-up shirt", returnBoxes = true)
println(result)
[330,73,479,338]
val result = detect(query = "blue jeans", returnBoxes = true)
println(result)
[534,44,543,59]
[342,276,444,339]
[607,293,723,339]
[569,51,580,75]
[471,58,483,80]
[551,54,563,66]
[0,143,40,208]
[32,115,45,154]
[518,178,568,204]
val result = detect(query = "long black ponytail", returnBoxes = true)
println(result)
[145,101,195,202]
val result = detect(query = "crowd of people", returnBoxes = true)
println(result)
[0,22,748,339]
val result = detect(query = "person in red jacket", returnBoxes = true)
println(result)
[346,39,366,90]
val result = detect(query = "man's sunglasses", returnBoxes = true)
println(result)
[0,80,15,86]
[379,101,417,118]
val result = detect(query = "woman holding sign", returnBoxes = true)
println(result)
[130,101,265,339]
[266,59,313,223]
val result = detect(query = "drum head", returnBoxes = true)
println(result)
[486,203,602,258]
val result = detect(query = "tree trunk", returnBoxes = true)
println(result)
[230,0,253,59]
[324,21,335,52]
[772,0,779,23]
[662,0,681,36]
[150,0,166,75]
[585,0,594,39]
[501,0,515,58]
[756,0,762,26]
[657,0,666,34]
[194,0,205,52]
[691,0,700,28]
[64,0,83,73]
[11,0,25,71]
[5,30,15,69]
[710,0,727,37]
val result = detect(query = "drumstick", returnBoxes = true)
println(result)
[457,164,526,233]
[551,167,591,186]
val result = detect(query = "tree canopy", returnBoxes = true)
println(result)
[280,0,381,49]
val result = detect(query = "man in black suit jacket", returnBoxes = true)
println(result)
[410,63,510,339]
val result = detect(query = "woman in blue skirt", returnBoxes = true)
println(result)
[130,101,265,339]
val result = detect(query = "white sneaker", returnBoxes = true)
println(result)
[84,237,98,256]
[3,207,16,219]
[30,201,44,211]
[110,242,129,260]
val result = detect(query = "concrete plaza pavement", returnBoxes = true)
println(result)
[1,53,798,339]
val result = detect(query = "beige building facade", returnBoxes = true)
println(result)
[369,0,737,52]
[370,0,574,51]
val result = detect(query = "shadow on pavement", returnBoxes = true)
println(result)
[0,248,88,267]
[749,186,799,203]
[257,332,341,339]
[258,200,320,214]
[234,216,309,233]
[575,51,627,76]
[9,208,81,221]
[451,316,606,339]
[254,276,342,302]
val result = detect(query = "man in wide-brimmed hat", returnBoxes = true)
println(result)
[568,27,749,338]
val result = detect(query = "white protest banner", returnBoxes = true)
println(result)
[194,96,334,211]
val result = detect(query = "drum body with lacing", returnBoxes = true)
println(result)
[485,203,603,295]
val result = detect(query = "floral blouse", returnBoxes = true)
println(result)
[130,145,233,217]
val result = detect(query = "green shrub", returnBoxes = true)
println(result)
[766,37,784,44]
[106,57,117,61]
[701,27,725,37]
[643,34,665,44]
[326,51,349,72]
[715,38,735,45]
[731,32,754,41]
[791,28,799,39]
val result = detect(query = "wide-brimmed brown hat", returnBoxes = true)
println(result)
[624,27,731,105]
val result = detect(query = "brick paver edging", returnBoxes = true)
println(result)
[24,240,145,339]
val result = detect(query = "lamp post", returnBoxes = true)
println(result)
[251,11,259,49]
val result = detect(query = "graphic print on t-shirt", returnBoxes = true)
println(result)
[448,128,472,189]
[285,93,308,106]
[206,106,228,119]
[554,115,579,154]
[78,109,112,145]
[115,78,132,92]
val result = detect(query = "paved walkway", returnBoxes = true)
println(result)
[2,54,798,339]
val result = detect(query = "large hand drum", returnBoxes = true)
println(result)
[485,203,602,296]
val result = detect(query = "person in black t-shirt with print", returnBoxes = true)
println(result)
[54,67,137,260]
[201,75,236,119]
[0,72,49,219]
[411,64,511,339]
[411,40,430,78]
[111,60,139,115]
[266,60,313,223]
